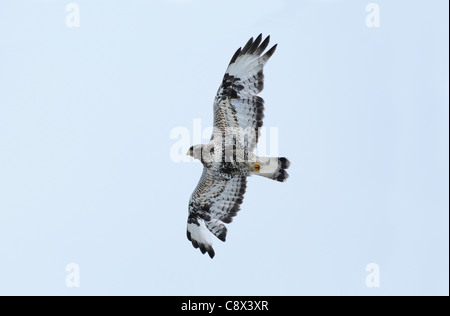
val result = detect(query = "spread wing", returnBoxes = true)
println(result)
[187,168,247,258]
[212,34,277,152]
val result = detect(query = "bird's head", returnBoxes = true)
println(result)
[187,145,203,161]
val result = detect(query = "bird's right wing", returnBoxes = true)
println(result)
[187,168,247,258]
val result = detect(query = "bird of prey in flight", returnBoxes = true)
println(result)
[186,34,290,258]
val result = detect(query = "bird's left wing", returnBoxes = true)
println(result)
[187,168,247,258]
[212,34,277,152]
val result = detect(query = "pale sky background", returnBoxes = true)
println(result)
[0,0,448,296]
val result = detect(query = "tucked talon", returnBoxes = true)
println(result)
[253,162,261,172]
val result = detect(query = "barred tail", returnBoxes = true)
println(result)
[251,157,290,182]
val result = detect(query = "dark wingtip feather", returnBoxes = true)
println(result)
[254,35,270,55]
[229,35,275,66]
[199,244,207,254]
[248,34,262,54]
[240,37,254,55]
[228,47,242,66]
[186,230,192,241]
[217,230,227,242]
[263,44,277,60]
